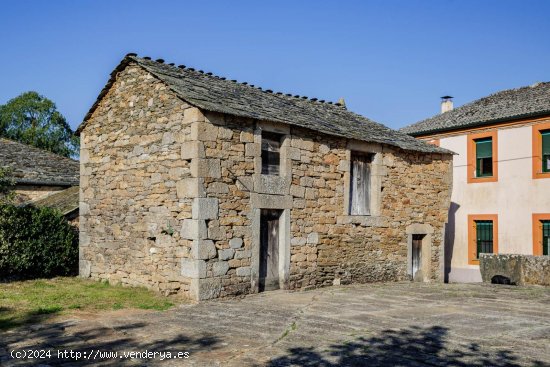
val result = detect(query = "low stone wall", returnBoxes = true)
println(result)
[479,254,550,286]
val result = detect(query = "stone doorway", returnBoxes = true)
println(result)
[412,234,424,281]
[406,224,434,282]
[259,209,282,291]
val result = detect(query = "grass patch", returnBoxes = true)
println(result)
[0,277,174,331]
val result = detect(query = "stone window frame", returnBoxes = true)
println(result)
[532,121,550,179]
[249,120,293,292]
[343,140,383,218]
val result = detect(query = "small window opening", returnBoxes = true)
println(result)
[261,132,282,175]
[349,152,373,215]
[475,137,493,177]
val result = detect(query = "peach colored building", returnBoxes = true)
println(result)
[402,84,550,282]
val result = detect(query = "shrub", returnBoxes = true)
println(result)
[0,204,78,279]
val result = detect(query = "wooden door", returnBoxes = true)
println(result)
[260,209,281,291]
[412,234,423,280]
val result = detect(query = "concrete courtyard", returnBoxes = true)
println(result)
[1,282,549,366]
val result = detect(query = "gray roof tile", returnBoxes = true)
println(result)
[78,55,449,154]
[401,82,550,135]
[0,138,79,186]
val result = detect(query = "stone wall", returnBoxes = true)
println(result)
[80,62,453,300]
[80,64,197,297]
[193,113,453,299]
[480,254,550,286]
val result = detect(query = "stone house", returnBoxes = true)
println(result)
[0,137,79,221]
[77,54,453,300]
[401,83,550,282]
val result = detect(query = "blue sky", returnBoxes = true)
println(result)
[1,0,549,130]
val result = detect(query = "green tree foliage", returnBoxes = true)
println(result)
[0,166,15,204]
[0,204,78,279]
[0,91,79,157]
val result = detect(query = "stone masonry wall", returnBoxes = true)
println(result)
[80,64,198,297]
[80,62,453,300]
[480,254,550,286]
[189,111,452,298]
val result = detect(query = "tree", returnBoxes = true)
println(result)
[0,91,79,158]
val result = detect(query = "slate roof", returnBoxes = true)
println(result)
[0,138,79,186]
[32,186,79,215]
[78,54,449,154]
[401,82,550,136]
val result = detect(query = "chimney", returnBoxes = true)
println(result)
[440,96,453,113]
[337,97,346,109]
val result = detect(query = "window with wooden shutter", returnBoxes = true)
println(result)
[475,138,493,177]
[261,132,282,175]
[349,153,372,215]
[542,130,550,173]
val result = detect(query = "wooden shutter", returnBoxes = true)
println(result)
[542,131,550,172]
[475,138,493,159]
[475,138,493,177]
[542,131,550,155]
[349,153,372,215]
[261,133,281,175]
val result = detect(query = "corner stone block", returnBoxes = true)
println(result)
[176,178,205,199]
[192,198,219,220]
[181,258,206,279]
[183,107,205,124]
[191,239,217,260]
[190,278,222,301]
[79,260,91,278]
[190,121,218,141]
[180,219,208,240]
[181,141,205,160]
[79,231,90,247]
[191,159,221,178]
[80,148,90,164]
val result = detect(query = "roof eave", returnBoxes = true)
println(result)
[407,110,550,137]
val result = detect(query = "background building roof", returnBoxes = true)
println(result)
[32,186,79,215]
[0,138,79,186]
[401,82,550,136]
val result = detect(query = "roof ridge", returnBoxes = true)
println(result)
[78,53,448,154]
[128,54,346,108]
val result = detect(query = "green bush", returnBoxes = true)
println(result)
[0,204,78,279]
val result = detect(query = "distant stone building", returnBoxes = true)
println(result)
[402,83,550,283]
[0,137,79,220]
[77,54,453,300]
